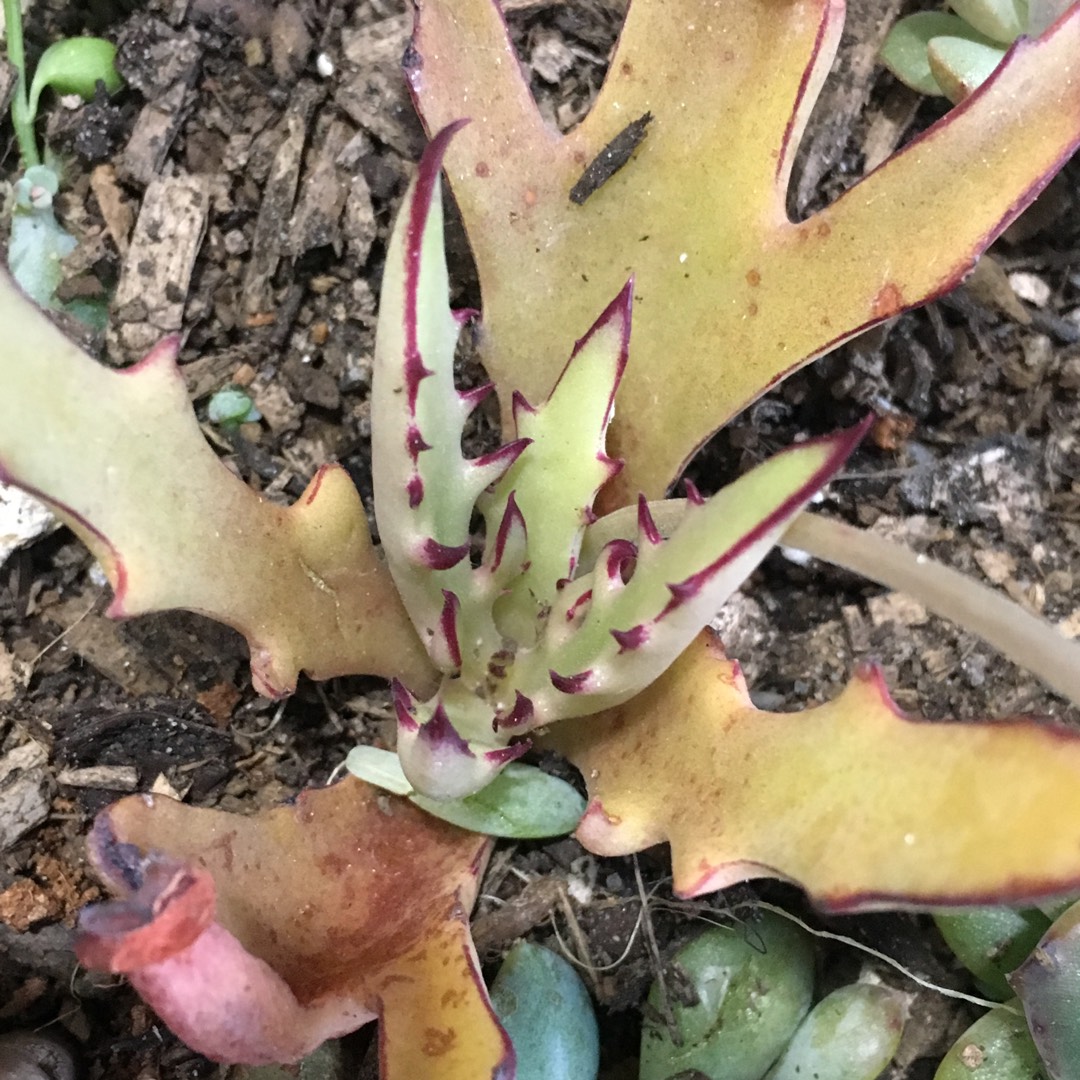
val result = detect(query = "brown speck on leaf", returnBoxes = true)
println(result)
[422,1026,457,1057]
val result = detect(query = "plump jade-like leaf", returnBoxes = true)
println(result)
[934,1004,1048,1080]
[934,907,1052,1000]
[75,777,512,1078]
[1011,900,1080,1079]
[928,37,1009,103]
[639,913,814,1080]
[346,747,586,838]
[410,0,1080,502]
[547,631,1080,907]
[880,13,993,95]
[490,941,599,1080]
[763,983,906,1080]
[0,276,433,698]
[948,0,1027,43]
[27,36,123,122]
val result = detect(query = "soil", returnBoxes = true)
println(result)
[1,0,1079,1077]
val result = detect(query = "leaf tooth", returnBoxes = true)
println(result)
[458,381,494,418]
[406,475,424,509]
[406,424,432,459]
[465,437,532,498]
[511,389,537,431]
[600,538,638,585]
[391,679,420,732]
[403,348,435,414]
[414,537,470,570]
[487,490,528,575]
[637,495,662,546]
[564,587,593,624]
[683,478,705,506]
[432,589,462,671]
[495,691,535,731]
[611,623,649,653]
[484,741,531,766]
[549,668,596,694]
[418,699,473,756]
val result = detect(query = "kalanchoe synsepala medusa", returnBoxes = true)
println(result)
[372,124,869,799]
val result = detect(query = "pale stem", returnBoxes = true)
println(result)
[3,0,41,167]
[583,502,1080,709]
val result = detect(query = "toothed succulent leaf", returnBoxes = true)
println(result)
[368,127,865,799]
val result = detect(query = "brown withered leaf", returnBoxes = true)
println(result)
[76,777,512,1077]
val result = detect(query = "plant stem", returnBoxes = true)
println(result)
[584,502,1080,708]
[4,0,40,167]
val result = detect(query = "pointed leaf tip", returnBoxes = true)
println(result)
[638,494,662,545]
[550,669,595,694]
[418,537,470,570]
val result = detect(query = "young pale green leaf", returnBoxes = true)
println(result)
[1011,900,1080,1078]
[639,914,814,1080]
[27,37,123,122]
[346,747,585,838]
[949,0,1027,43]
[934,907,1051,1000]
[492,282,630,623]
[880,13,977,94]
[491,941,600,1080]
[934,1004,1048,1080]
[763,983,906,1080]
[928,37,1009,102]
[207,387,261,427]
[520,423,867,722]
[8,164,76,309]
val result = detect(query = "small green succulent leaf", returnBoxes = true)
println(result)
[208,387,261,428]
[491,282,630,632]
[763,983,906,1080]
[343,745,415,796]
[949,0,1028,43]
[27,37,123,122]
[928,36,1010,102]
[372,119,518,674]
[934,1003,1048,1080]
[9,164,76,309]
[1010,900,1080,1079]
[491,941,600,1080]
[522,421,871,723]
[639,913,814,1080]
[880,13,998,94]
[346,745,585,837]
[934,907,1051,1000]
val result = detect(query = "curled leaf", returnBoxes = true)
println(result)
[27,37,123,121]
[76,778,513,1078]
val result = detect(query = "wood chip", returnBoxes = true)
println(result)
[243,80,324,314]
[108,173,211,363]
[0,743,52,852]
[89,164,135,254]
[42,595,174,696]
[337,15,425,158]
[55,765,139,791]
[866,592,929,628]
[289,117,354,256]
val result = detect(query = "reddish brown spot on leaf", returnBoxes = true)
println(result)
[816,220,831,238]
[872,282,905,319]
[523,188,538,208]
[475,161,490,178]
[747,302,759,316]
[746,269,761,287]
[423,1027,458,1056]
